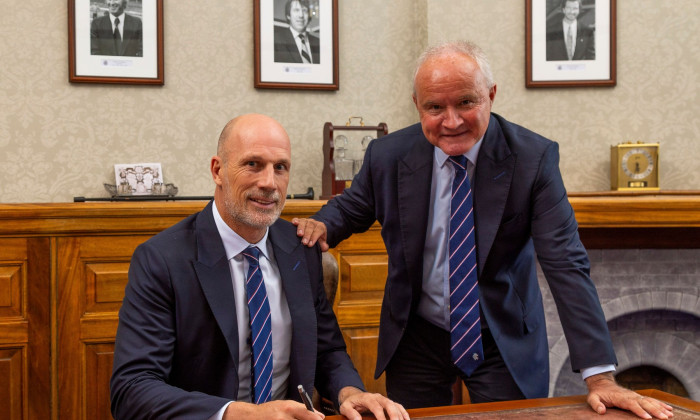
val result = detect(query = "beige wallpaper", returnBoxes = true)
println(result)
[0,0,697,203]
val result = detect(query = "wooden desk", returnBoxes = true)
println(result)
[327,390,700,419]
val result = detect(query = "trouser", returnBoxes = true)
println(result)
[385,315,525,408]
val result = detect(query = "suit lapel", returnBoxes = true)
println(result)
[192,203,240,376]
[474,116,515,275]
[397,133,434,293]
[269,222,316,399]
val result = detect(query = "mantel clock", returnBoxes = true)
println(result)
[610,142,659,191]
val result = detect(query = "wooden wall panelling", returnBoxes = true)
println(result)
[56,235,150,420]
[330,225,387,395]
[0,237,50,420]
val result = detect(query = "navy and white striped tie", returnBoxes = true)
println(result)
[448,155,483,376]
[242,246,273,403]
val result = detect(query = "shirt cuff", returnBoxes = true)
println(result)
[208,402,232,420]
[581,364,616,381]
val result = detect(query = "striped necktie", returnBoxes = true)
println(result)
[241,246,273,403]
[298,33,312,63]
[448,155,484,377]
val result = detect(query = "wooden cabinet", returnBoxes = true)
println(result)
[1,193,698,419]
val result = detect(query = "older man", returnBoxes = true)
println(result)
[294,41,673,420]
[90,0,142,57]
[110,114,408,420]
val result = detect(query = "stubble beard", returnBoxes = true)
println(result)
[223,189,282,231]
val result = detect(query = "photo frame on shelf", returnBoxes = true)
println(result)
[68,0,164,85]
[254,0,339,90]
[113,163,164,195]
[526,0,616,88]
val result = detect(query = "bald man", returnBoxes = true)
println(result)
[110,114,408,420]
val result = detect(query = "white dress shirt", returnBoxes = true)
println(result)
[209,202,292,419]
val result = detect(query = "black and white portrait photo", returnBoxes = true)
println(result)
[255,0,337,89]
[273,0,320,64]
[69,0,163,84]
[90,0,143,57]
[545,0,596,61]
[526,0,613,87]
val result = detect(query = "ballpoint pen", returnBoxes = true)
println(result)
[297,384,314,412]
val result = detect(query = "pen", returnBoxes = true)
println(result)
[297,384,314,411]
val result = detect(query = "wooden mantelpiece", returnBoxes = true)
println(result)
[567,191,700,248]
[0,192,698,420]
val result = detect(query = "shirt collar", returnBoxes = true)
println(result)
[434,135,484,169]
[212,201,271,261]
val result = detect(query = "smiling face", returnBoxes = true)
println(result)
[287,0,310,33]
[106,0,127,16]
[562,0,580,22]
[211,114,291,243]
[412,52,496,156]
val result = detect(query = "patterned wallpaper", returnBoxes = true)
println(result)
[0,0,697,203]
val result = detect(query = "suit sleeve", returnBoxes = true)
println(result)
[110,243,228,420]
[529,142,616,371]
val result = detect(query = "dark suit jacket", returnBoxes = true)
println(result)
[546,18,595,61]
[274,25,320,64]
[90,13,143,57]
[313,114,616,399]
[110,201,363,419]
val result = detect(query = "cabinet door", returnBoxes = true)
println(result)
[0,238,50,420]
[56,236,150,420]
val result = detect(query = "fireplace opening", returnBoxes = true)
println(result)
[615,365,689,398]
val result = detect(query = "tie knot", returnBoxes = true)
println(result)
[449,155,468,171]
[114,17,120,25]
[298,33,306,42]
[242,246,261,264]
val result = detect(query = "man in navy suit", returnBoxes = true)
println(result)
[294,41,673,420]
[546,0,595,61]
[274,0,320,64]
[90,0,142,57]
[110,114,408,420]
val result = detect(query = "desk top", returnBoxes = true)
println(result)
[327,390,699,419]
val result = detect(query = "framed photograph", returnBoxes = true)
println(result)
[68,0,164,85]
[114,163,163,195]
[254,0,339,90]
[526,0,616,88]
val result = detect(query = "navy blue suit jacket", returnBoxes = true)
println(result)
[90,13,143,57]
[313,114,616,399]
[110,202,363,419]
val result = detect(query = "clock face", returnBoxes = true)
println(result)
[621,148,654,180]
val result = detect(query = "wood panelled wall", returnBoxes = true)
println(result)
[0,193,698,420]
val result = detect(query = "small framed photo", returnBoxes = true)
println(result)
[114,163,163,195]
[526,0,616,88]
[68,0,164,85]
[254,0,339,90]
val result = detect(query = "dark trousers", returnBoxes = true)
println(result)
[385,315,525,408]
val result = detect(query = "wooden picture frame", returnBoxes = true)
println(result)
[68,0,164,85]
[526,0,616,88]
[254,0,339,90]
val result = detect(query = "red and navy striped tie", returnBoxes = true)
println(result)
[242,246,273,403]
[448,155,484,376]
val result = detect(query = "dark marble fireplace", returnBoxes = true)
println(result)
[540,248,700,401]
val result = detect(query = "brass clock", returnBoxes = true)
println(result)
[610,142,659,191]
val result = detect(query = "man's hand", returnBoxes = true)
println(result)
[585,372,674,419]
[337,386,410,420]
[292,218,329,251]
[224,400,324,420]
